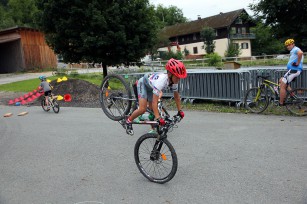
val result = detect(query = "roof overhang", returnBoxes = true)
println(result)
[0,32,21,43]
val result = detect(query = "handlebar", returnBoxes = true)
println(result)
[157,115,181,136]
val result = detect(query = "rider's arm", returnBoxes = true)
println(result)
[173,91,181,111]
[296,49,303,65]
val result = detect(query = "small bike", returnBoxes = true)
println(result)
[244,74,307,116]
[99,74,181,183]
[41,93,60,113]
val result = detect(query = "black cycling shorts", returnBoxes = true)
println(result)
[44,90,52,96]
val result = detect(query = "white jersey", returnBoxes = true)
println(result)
[144,73,178,96]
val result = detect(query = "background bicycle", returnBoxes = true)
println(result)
[244,74,307,116]
[41,93,60,113]
[99,74,182,183]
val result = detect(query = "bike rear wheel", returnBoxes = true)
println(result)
[285,88,307,116]
[134,133,178,184]
[99,74,132,121]
[41,98,50,112]
[52,100,60,113]
[244,87,269,113]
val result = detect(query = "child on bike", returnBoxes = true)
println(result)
[279,39,304,106]
[39,75,52,110]
[125,58,187,134]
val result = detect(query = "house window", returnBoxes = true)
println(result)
[193,47,198,54]
[242,27,246,34]
[235,18,242,24]
[233,43,239,49]
[181,37,184,42]
[241,43,249,49]
[231,27,236,34]
[237,27,242,34]
[193,34,197,40]
[215,29,218,36]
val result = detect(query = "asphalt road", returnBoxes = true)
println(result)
[0,105,306,204]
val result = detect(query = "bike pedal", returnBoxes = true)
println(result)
[248,102,256,108]
[126,129,134,136]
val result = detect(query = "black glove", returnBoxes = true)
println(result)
[292,62,298,67]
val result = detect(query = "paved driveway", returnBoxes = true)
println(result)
[1,105,306,204]
[0,72,53,85]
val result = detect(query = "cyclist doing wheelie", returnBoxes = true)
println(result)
[125,58,187,134]
[279,39,304,106]
[39,75,52,111]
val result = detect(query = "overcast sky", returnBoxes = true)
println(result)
[149,0,258,20]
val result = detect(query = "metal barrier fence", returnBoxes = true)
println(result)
[123,67,307,106]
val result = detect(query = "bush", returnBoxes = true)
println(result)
[206,53,222,66]
[165,50,183,60]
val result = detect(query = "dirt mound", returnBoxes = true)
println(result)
[0,79,101,108]
[50,79,101,108]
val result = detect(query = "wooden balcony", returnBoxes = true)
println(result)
[230,33,256,40]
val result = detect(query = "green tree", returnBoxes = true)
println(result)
[0,4,14,29]
[250,0,307,49]
[155,4,187,28]
[0,0,8,6]
[200,26,215,54]
[251,22,284,56]
[36,0,158,76]
[224,40,241,59]
[7,0,38,28]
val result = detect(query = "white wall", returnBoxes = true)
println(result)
[158,38,252,57]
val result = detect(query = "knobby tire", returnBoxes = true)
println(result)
[134,133,178,184]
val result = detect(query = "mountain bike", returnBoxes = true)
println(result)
[99,74,181,183]
[41,93,60,113]
[244,74,307,116]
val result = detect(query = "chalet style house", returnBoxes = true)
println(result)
[158,9,256,58]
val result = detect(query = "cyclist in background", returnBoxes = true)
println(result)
[125,58,187,134]
[39,76,52,110]
[279,39,304,106]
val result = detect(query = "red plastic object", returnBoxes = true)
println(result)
[28,92,33,96]
[14,98,20,103]
[24,94,29,98]
[19,96,24,101]
[35,92,41,97]
[21,100,27,105]
[64,94,72,102]
[26,97,33,102]
[8,100,14,105]
[33,89,37,93]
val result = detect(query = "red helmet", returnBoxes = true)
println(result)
[165,58,187,78]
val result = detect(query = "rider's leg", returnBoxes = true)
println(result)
[279,77,287,105]
[128,98,147,122]
[279,70,300,105]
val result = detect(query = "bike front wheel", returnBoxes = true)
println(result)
[99,74,132,121]
[134,133,178,184]
[244,87,269,113]
[52,100,60,113]
[285,88,307,116]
